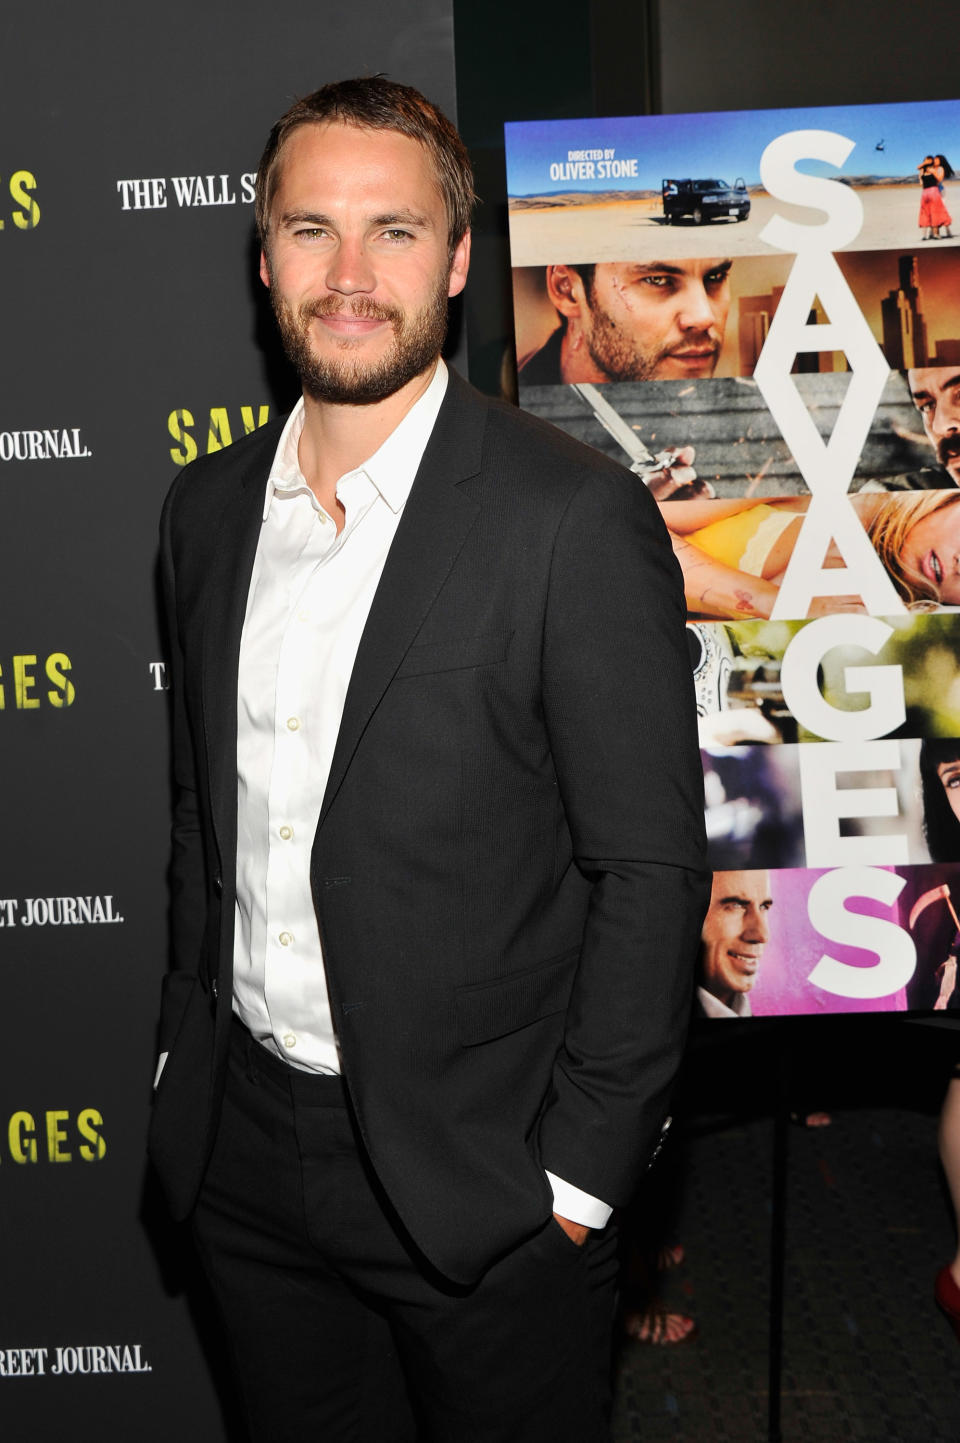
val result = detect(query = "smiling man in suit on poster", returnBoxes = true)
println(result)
[148,75,708,1442]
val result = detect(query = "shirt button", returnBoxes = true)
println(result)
[282,1033,297,1048]
[279,825,293,841]
[279,931,293,947]
[286,716,300,731]
[317,511,328,525]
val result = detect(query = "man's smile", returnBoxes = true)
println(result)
[314,311,391,338]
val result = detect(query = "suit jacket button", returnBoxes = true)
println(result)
[211,978,218,1000]
[214,876,223,894]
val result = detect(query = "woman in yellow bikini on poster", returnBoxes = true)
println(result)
[662,492,960,619]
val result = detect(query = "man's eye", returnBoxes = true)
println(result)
[639,275,672,289]
[381,228,413,242]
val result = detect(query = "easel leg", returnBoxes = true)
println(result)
[768,1046,790,1443]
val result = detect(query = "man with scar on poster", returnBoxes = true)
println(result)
[520,257,732,385]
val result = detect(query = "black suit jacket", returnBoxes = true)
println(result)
[148,368,710,1284]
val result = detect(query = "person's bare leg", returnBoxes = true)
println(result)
[938,1074,960,1285]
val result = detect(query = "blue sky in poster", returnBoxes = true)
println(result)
[504,98,960,197]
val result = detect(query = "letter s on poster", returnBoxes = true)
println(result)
[806,867,915,999]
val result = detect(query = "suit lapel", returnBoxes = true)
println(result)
[318,371,486,828]
[199,423,284,868]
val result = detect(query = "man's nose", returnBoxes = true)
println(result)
[324,238,376,294]
[932,399,960,440]
[676,284,719,333]
[742,907,769,943]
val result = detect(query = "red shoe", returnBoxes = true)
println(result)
[935,1265,960,1341]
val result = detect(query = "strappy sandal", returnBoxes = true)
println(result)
[656,1242,685,1271]
[623,1302,697,1345]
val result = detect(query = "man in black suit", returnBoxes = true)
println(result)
[149,77,709,1442]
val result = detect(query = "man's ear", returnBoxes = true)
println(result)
[259,248,271,289]
[546,264,586,319]
[448,228,471,298]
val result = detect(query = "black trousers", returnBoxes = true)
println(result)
[192,1020,619,1443]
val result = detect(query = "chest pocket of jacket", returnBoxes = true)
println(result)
[455,948,578,1046]
[394,630,512,679]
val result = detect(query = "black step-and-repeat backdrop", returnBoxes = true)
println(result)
[1,5,455,1438]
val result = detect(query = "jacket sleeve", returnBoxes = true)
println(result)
[157,472,211,1051]
[537,466,710,1208]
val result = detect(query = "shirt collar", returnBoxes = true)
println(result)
[696,986,752,1019]
[262,360,449,522]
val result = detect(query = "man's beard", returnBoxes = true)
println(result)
[584,305,718,382]
[270,276,450,405]
[936,432,960,483]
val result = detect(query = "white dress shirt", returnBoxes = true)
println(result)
[697,986,752,1019]
[231,359,610,1229]
[233,362,448,1070]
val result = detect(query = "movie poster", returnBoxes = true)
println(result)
[505,99,960,1019]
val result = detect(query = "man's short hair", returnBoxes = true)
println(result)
[255,75,476,258]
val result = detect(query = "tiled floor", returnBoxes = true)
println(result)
[611,1025,960,1442]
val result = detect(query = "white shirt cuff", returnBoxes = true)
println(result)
[545,1171,612,1229]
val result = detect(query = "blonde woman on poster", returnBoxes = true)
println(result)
[661,492,960,618]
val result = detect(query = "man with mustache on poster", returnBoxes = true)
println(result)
[520,258,732,385]
[863,367,960,491]
[908,366,960,487]
[148,76,708,1443]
